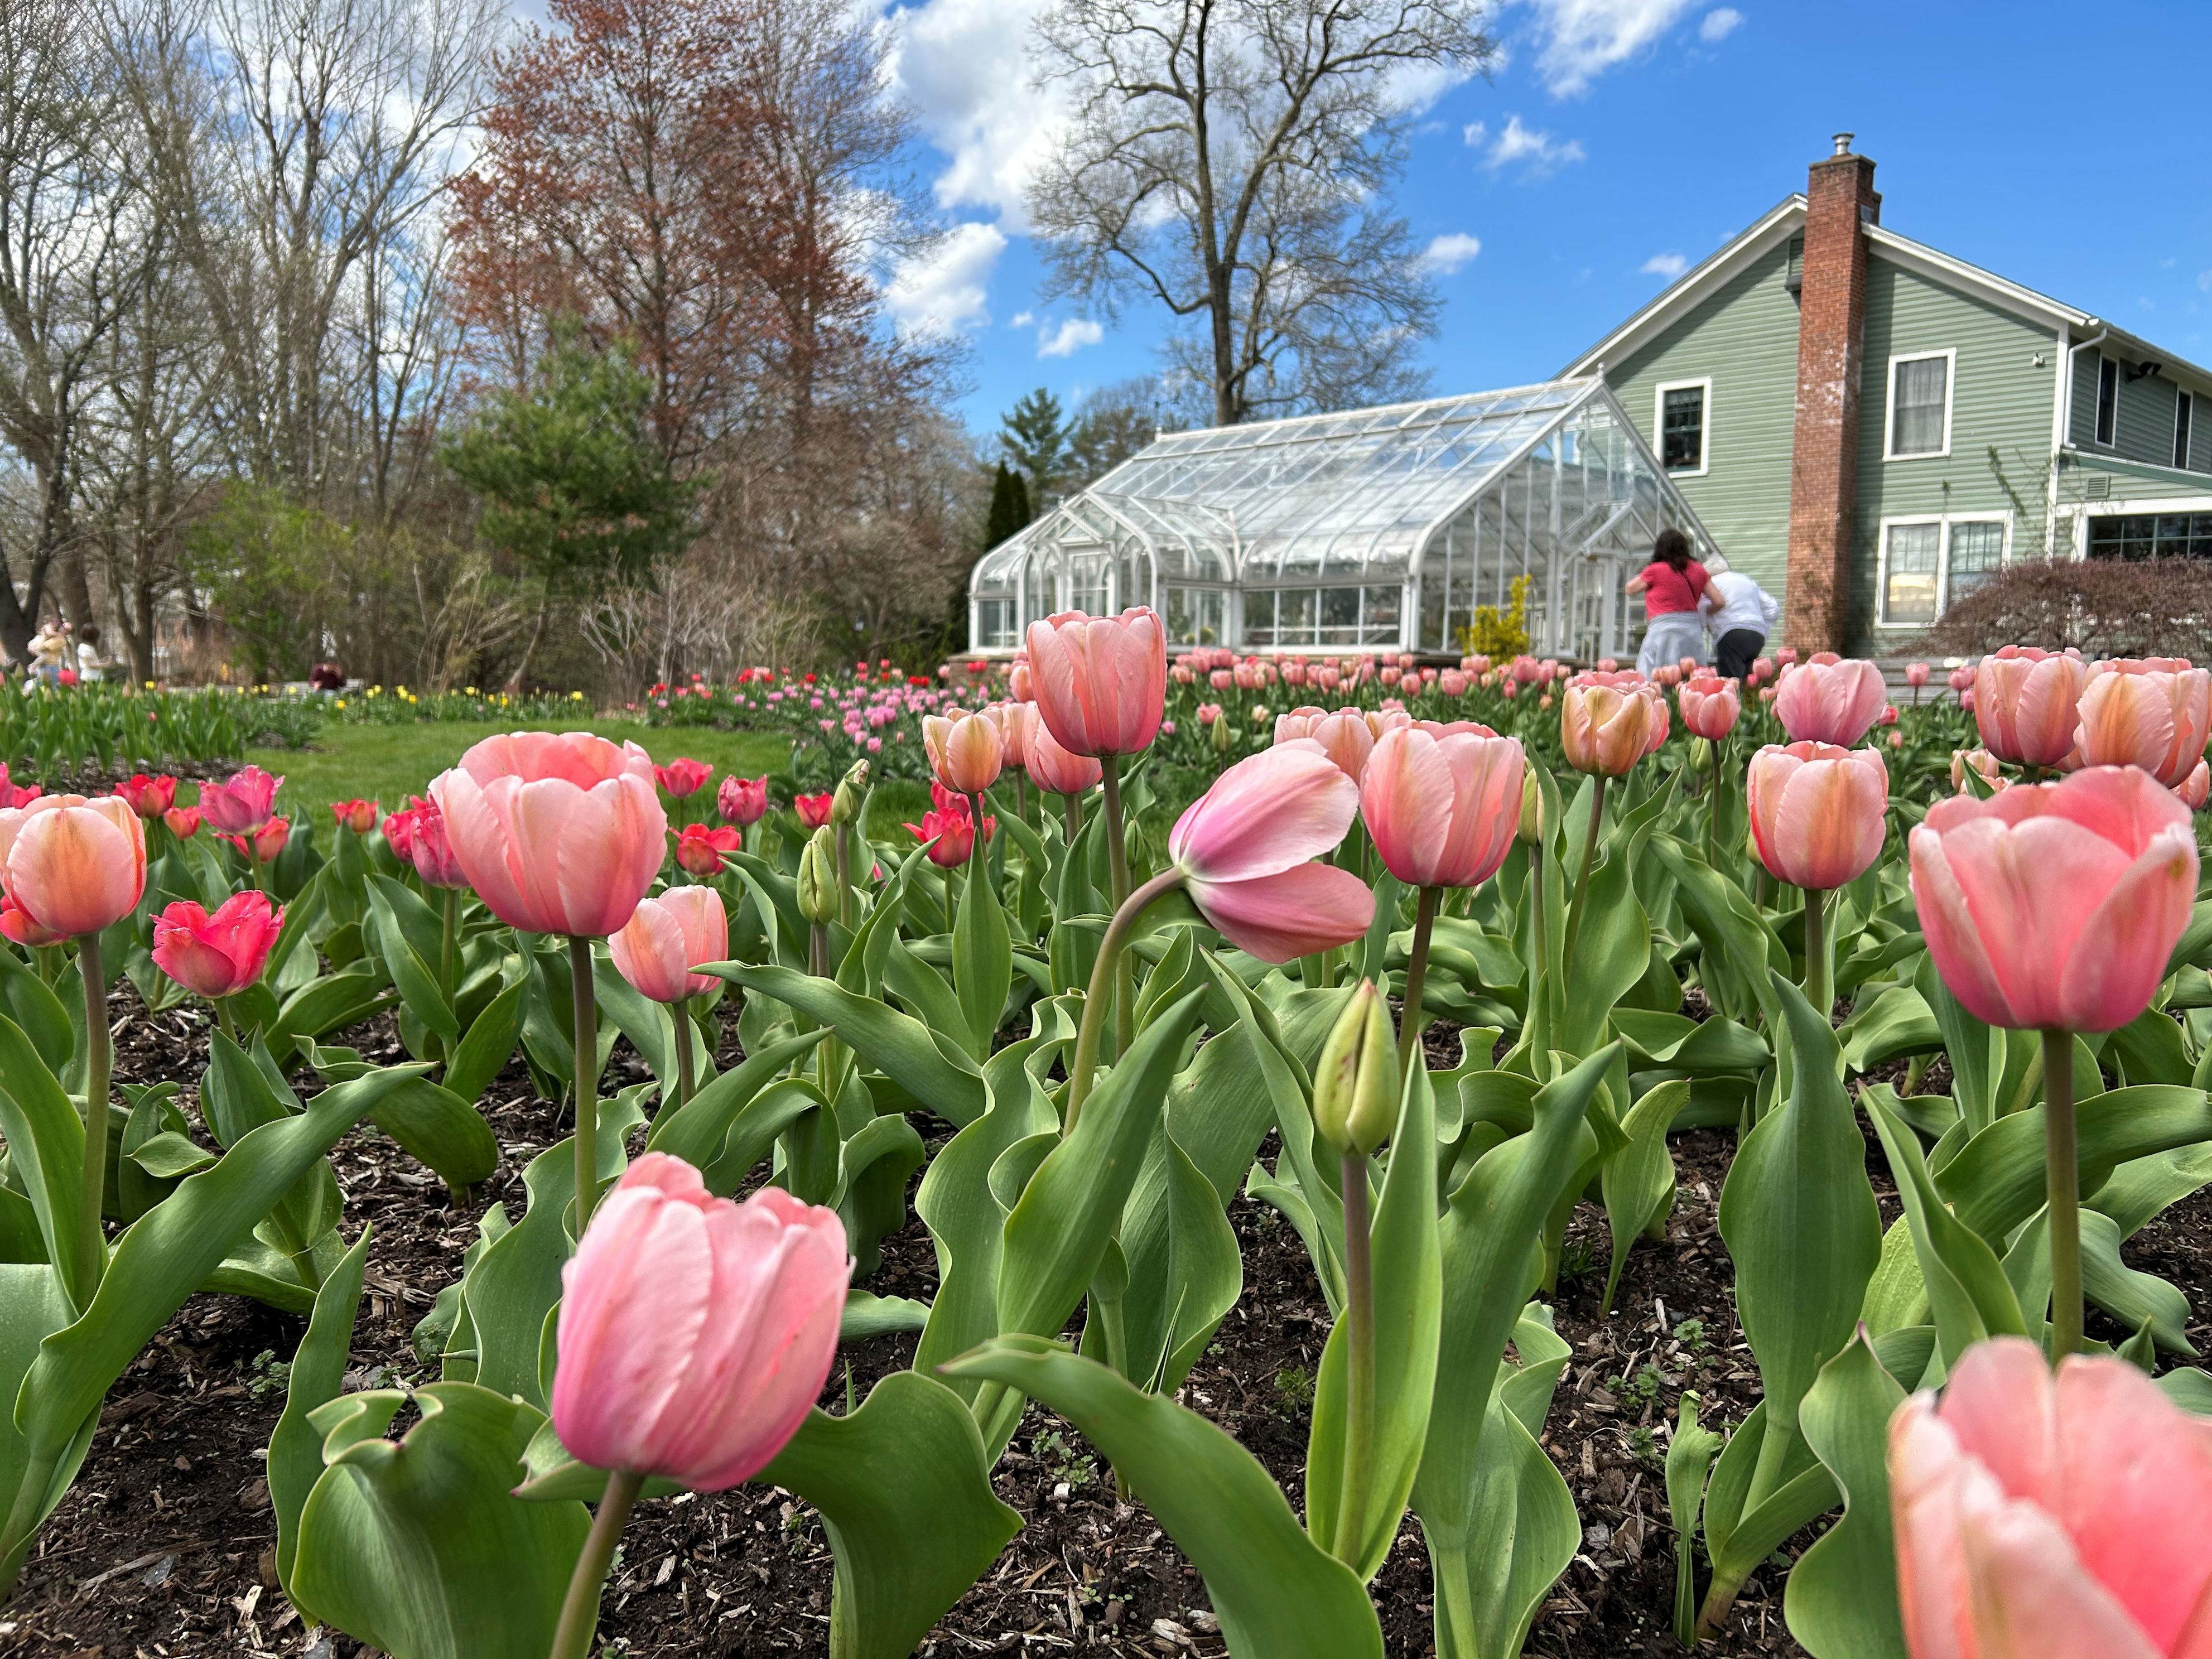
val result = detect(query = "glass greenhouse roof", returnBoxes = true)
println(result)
[971,377,1719,660]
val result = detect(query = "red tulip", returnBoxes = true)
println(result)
[717,775,770,826]
[1974,645,2089,767]
[1678,674,1741,740]
[904,808,986,867]
[654,757,714,799]
[1746,742,1890,891]
[1024,607,1167,758]
[1890,1336,2212,1659]
[673,823,740,876]
[2074,658,2212,788]
[0,764,37,810]
[162,806,202,840]
[0,893,65,946]
[793,793,833,829]
[1361,726,1525,890]
[609,888,728,1003]
[1167,744,1374,962]
[330,798,378,835]
[1909,766,2197,1033]
[222,817,290,866]
[551,1154,848,1491]
[1025,721,1102,797]
[115,774,178,819]
[0,794,146,937]
[922,707,1005,795]
[1774,654,1886,746]
[152,891,283,999]
[196,765,282,834]
[430,731,667,939]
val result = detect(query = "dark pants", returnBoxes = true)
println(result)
[1714,628,1764,681]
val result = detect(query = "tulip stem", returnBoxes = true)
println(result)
[1709,733,1726,857]
[1560,775,1608,986]
[1099,759,1134,1059]
[439,888,458,1011]
[835,824,852,929]
[1801,886,1829,1023]
[1064,789,1083,845]
[674,1000,697,1116]
[1333,1146,1375,1567]
[1063,869,1184,1137]
[549,1467,644,1659]
[1397,886,1440,1082]
[2044,1030,2083,1359]
[75,930,110,1297]
[570,935,603,1233]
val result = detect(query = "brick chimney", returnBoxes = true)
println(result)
[1782,134,1881,653]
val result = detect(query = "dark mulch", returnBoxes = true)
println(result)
[7,993,2210,1658]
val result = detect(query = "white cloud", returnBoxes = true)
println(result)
[884,221,1008,336]
[1519,0,1700,96]
[884,0,1064,227]
[1010,310,1034,328]
[1698,7,1743,42]
[1423,232,1484,273]
[1038,317,1105,357]
[1462,120,1487,147]
[1641,251,1688,278]
[1481,114,1586,175]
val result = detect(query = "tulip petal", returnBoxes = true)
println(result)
[1889,1398,1978,1659]
[1958,1478,2162,1659]
[1910,823,2020,1030]
[1187,861,1375,963]
[1361,729,1452,888]
[1170,744,1358,882]
[1934,1337,2057,1510]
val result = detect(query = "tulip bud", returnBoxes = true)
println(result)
[1516,772,1544,845]
[832,759,870,825]
[797,826,839,924]
[1310,980,1399,1155]
[1212,709,1236,754]
[1688,736,1713,773]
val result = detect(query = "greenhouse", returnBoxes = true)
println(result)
[968,376,1722,663]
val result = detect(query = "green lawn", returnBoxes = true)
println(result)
[239,721,791,822]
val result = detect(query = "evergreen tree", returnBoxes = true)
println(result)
[982,461,1033,548]
[999,387,1071,502]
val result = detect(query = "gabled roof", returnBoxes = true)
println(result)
[1559,196,2212,394]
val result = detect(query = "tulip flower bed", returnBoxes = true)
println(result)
[0,681,322,781]
[2,621,2211,1659]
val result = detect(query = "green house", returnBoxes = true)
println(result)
[1562,135,2212,655]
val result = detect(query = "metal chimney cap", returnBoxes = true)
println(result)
[1832,132,1855,156]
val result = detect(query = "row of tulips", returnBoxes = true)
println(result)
[1,606,2210,1659]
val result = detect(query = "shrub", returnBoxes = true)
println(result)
[1922,556,2212,659]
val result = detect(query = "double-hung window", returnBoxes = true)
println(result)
[1878,514,2010,627]
[1655,379,1709,475]
[1885,351,1954,459]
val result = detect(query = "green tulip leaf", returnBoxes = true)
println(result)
[1666,1392,1726,1649]
[1937,1084,2212,1243]
[441,977,527,1107]
[0,1014,92,1313]
[1601,1079,1688,1313]
[271,1228,373,1605]
[1783,1331,1909,1659]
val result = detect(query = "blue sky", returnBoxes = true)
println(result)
[870,0,2212,436]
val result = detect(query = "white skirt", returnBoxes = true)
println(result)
[1636,611,1707,677]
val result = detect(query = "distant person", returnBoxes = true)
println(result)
[309,659,346,692]
[28,619,68,684]
[1698,556,1781,681]
[74,623,106,682]
[1625,528,1709,677]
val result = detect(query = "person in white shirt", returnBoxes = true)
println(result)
[1697,556,1780,680]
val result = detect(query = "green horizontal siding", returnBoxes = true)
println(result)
[2059,451,2212,505]
[2071,349,2210,472]
[1604,239,1801,604]
[1847,257,2059,653]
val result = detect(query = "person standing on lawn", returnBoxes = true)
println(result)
[1625,527,1709,677]
[1696,554,1780,681]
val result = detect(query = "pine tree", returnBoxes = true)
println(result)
[999,388,1071,503]
[982,461,1032,548]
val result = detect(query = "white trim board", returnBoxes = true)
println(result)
[1884,349,1957,461]
[1654,377,1713,477]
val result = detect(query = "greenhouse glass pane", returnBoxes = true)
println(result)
[1164,587,1227,647]
[1319,585,1362,643]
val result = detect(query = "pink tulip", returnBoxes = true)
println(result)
[719,775,770,827]
[1561,682,1664,777]
[1315,664,1341,693]
[1025,607,1167,758]
[793,793,832,829]
[1774,654,1886,746]
[0,763,38,810]
[1776,647,1799,667]
[196,765,282,834]
[1009,657,1035,702]
[1909,766,2198,1033]
[1974,646,2090,768]
[904,807,987,867]
[1361,727,1525,891]
[2074,658,2212,788]
[1196,702,1222,725]
[2182,760,2209,811]
[1950,663,1978,693]
[923,707,1005,795]
[1951,749,2006,796]
[152,891,283,999]
[610,888,729,1003]
[1678,674,1741,740]
[1751,656,1775,683]
[222,817,290,866]
[1170,663,1195,686]
[1890,1336,2212,1659]
[1906,662,1931,688]
[0,794,146,937]
[430,731,667,939]
[162,806,202,840]
[1273,706,1326,744]
[1291,708,1377,783]
[983,700,1036,769]
[1167,744,1375,962]
[404,800,468,888]
[1026,720,1103,797]
[1438,669,1467,697]
[551,1153,849,1491]
[653,758,713,799]
[1746,742,1890,890]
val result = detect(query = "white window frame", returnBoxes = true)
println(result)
[1654,377,1712,478]
[2176,389,2195,472]
[1883,348,1957,461]
[1873,508,2013,628]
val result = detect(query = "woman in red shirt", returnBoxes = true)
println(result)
[1625,528,1709,676]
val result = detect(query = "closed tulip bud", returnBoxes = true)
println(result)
[1746,742,1890,891]
[922,708,1004,795]
[196,765,282,834]
[797,827,838,924]
[1025,607,1168,758]
[1974,645,2089,766]
[610,887,729,1003]
[330,797,378,836]
[1905,661,1930,687]
[1516,771,1544,844]
[163,806,202,840]
[832,758,870,824]
[1688,736,1714,773]
[1678,673,1741,740]
[653,758,713,799]
[0,794,147,937]
[2074,658,2211,787]
[1560,682,1661,777]
[1774,654,1887,746]
[1361,726,1525,890]
[1212,708,1236,753]
[1310,980,1399,1155]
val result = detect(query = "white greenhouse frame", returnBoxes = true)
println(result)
[968,378,1722,662]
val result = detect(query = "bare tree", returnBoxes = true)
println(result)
[1028,0,1493,426]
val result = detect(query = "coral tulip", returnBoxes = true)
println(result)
[1746,742,1890,891]
[1679,674,1741,740]
[163,806,201,840]
[1024,607,1167,758]
[923,707,1005,795]
[1951,749,2006,796]
[1167,743,1374,963]
[0,893,64,946]
[1910,765,2195,1036]
[551,1154,846,1494]
[653,758,713,799]
[793,793,833,829]
[430,731,666,939]
[1360,726,1526,891]
[2182,760,2209,811]
[330,798,378,835]
[718,775,770,827]
[115,774,177,819]
[1009,657,1035,701]
[152,891,283,999]
[1774,654,1886,746]
[2074,658,2212,788]
[0,794,146,937]
[673,823,739,877]
[1560,681,1663,777]
[1974,645,2089,768]
[1026,720,1103,797]
[610,888,729,1004]
[223,817,290,866]
[196,765,282,834]
[1889,1336,2212,1659]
